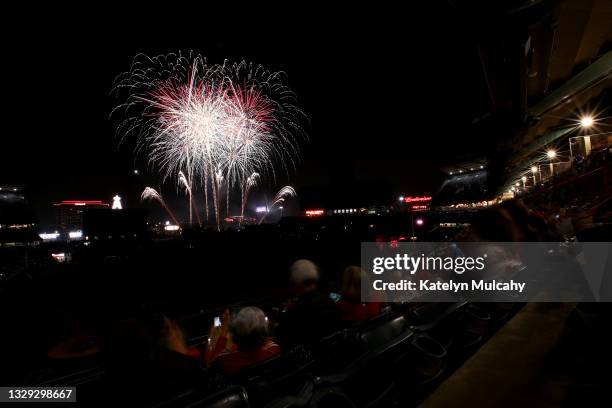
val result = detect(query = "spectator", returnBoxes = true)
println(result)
[275,259,341,348]
[336,266,382,323]
[102,313,210,406]
[206,307,279,375]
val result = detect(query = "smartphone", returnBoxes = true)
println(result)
[214,316,221,327]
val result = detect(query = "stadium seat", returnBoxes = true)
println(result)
[309,325,415,407]
[180,386,249,408]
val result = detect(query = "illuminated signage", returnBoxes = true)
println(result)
[54,200,109,207]
[305,209,325,217]
[404,196,432,203]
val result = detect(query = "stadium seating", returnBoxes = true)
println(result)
[24,299,521,408]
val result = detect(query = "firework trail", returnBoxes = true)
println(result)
[140,187,179,226]
[214,169,224,231]
[259,186,296,224]
[240,172,260,222]
[178,171,201,226]
[112,51,306,229]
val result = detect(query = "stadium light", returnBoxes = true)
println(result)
[580,116,594,128]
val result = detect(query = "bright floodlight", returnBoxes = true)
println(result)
[580,116,594,128]
[546,150,556,159]
[531,166,538,173]
[69,230,83,239]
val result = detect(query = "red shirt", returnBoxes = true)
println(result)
[206,336,280,375]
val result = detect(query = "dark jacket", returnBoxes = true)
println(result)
[276,290,341,349]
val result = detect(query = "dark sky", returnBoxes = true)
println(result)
[2,5,502,224]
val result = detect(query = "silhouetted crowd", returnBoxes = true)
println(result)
[100,260,384,405]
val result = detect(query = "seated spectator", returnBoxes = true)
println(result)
[336,266,382,323]
[206,307,279,375]
[102,313,211,406]
[275,259,341,348]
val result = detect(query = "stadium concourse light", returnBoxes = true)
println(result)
[546,150,557,159]
[580,116,594,128]
[531,166,538,184]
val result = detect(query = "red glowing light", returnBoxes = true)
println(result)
[305,209,325,217]
[404,196,432,203]
[54,200,109,207]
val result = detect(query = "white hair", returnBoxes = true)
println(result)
[289,259,320,285]
[230,307,269,350]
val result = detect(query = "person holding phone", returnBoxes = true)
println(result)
[205,307,279,375]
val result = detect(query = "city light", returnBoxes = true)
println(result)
[415,218,424,226]
[546,150,557,159]
[404,196,432,203]
[39,232,60,240]
[133,169,139,175]
[522,176,527,182]
[164,225,180,231]
[68,230,83,239]
[531,166,538,173]
[580,116,594,128]
[255,206,268,213]
[51,253,66,262]
[305,209,325,217]
[398,195,404,202]
[54,200,109,207]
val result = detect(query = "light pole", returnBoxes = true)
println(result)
[547,150,556,178]
[531,166,538,185]
[580,116,594,129]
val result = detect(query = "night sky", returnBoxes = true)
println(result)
[2,5,503,225]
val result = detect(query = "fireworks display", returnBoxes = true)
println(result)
[140,187,179,226]
[113,51,305,228]
[258,186,296,224]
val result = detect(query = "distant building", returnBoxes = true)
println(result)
[0,184,38,246]
[53,200,109,232]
